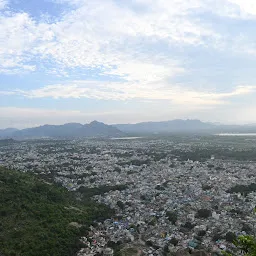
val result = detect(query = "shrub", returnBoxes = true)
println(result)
[198,230,207,237]
[166,211,178,224]
[170,237,179,246]
[225,232,236,243]
[182,222,195,230]
[116,201,125,210]
[202,184,212,191]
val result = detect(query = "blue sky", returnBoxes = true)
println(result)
[1,0,256,128]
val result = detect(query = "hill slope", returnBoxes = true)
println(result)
[115,119,256,134]
[0,167,113,256]
[0,128,19,138]
[12,121,124,139]
[114,119,215,133]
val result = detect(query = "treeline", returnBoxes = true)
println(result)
[227,183,256,195]
[118,159,150,166]
[77,184,128,197]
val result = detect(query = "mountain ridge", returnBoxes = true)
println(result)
[114,119,256,134]
[2,119,256,138]
[0,121,124,139]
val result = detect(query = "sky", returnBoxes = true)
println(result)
[1,0,256,128]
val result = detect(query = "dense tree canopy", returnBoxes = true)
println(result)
[225,235,256,256]
[0,167,114,256]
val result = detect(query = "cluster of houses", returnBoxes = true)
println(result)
[0,138,256,255]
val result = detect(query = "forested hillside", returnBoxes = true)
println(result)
[0,167,113,256]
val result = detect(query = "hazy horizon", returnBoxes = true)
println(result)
[0,118,255,130]
[1,0,256,128]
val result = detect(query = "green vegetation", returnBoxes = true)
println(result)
[166,211,178,224]
[225,232,236,243]
[170,237,179,246]
[195,209,212,219]
[77,184,128,197]
[116,201,125,210]
[227,183,256,196]
[118,159,150,167]
[0,167,114,256]
[202,184,212,191]
[0,139,16,145]
[225,235,256,256]
[182,222,196,230]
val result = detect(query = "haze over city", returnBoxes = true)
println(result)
[1,0,256,128]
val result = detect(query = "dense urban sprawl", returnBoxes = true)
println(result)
[0,136,256,256]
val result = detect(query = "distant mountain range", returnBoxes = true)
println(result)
[115,119,214,133]
[0,121,124,139]
[0,128,19,137]
[115,119,256,134]
[1,119,256,139]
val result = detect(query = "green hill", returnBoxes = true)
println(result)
[0,167,113,256]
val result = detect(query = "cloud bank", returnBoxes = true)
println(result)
[1,0,256,126]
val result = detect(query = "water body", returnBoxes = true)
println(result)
[111,137,143,140]
[217,133,256,136]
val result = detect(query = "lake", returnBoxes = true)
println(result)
[217,133,256,136]
[111,137,143,140]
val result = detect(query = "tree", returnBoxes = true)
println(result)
[170,237,179,246]
[116,201,125,210]
[146,240,153,247]
[225,232,236,243]
[0,167,114,256]
[166,211,178,224]
[224,235,256,256]
[212,232,223,242]
[114,167,121,173]
[202,184,212,191]
[197,230,206,237]
[196,209,212,218]
[235,236,256,255]
[182,222,195,230]
[242,224,252,234]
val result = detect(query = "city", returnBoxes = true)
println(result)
[1,135,255,255]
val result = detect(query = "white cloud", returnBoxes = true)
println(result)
[103,61,184,82]
[197,0,256,19]
[0,0,8,10]
[5,82,256,107]
[0,12,49,73]
[0,0,217,77]
[1,0,256,78]
[2,0,255,78]
[225,0,256,16]
[200,85,256,99]
[1,0,256,116]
